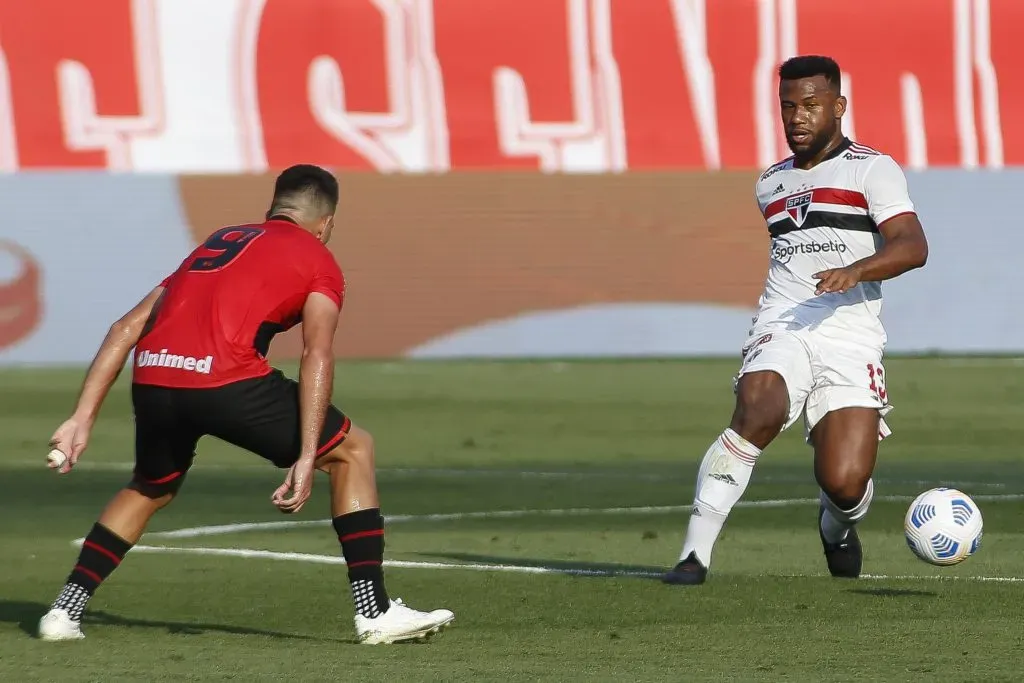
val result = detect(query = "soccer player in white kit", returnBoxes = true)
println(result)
[663,55,929,584]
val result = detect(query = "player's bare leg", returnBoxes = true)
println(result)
[96,483,179,542]
[319,425,380,516]
[810,407,879,578]
[663,371,788,585]
[315,425,454,644]
[38,479,182,641]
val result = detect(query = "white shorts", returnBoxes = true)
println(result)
[734,329,893,442]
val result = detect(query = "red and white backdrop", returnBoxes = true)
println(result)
[1,0,1022,364]
[0,0,1020,173]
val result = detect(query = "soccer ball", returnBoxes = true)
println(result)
[904,487,983,566]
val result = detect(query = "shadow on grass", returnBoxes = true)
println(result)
[0,600,340,642]
[414,551,665,580]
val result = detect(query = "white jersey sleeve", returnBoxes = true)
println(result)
[863,155,916,226]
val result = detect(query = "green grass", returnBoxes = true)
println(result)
[0,358,1022,682]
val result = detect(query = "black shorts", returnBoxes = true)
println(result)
[131,370,351,486]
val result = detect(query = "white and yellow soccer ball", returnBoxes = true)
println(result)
[904,487,983,566]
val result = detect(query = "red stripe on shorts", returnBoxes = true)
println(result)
[317,416,352,456]
[141,471,183,485]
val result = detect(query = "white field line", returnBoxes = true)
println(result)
[127,545,663,578]
[378,469,1011,490]
[135,493,1024,541]
[143,500,814,540]
[78,543,1024,584]
[10,459,1010,490]
[858,574,1024,584]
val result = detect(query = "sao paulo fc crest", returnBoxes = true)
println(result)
[785,191,814,227]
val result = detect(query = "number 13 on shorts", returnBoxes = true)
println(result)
[867,363,887,402]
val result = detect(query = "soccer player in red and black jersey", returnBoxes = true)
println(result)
[38,165,454,645]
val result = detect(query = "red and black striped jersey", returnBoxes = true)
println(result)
[133,218,344,388]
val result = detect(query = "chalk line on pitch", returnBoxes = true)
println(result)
[80,543,1024,584]
[135,493,1024,541]
[143,500,817,540]
[67,496,1024,585]
[12,459,1010,490]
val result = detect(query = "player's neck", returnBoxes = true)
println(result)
[267,213,300,226]
[793,135,849,170]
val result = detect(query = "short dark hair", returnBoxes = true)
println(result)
[268,164,339,218]
[778,55,841,93]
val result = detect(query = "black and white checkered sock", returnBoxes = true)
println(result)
[351,579,382,619]
[333,509,391,619]
[51,582,91,622]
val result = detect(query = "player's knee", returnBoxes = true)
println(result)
[127,477,182,506]
[329,425,376,470]
[818,468,871,509]
[731,372,789,444]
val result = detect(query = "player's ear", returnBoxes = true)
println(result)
[319,215,335,244]
[834,95,848,120]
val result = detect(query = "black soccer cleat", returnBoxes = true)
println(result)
[662,551,708,585]
[818,506,863,578]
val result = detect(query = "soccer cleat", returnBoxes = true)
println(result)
[661,551,708,585]
[818,506,863,578]
[37,609,85,642]
[354,598,454,645]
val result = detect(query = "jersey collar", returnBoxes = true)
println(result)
[265,214,300,226]
[821,137,853,162]
[790,137,853,172]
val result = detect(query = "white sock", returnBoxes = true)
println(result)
[820,479,874,544]
[679,428,761,567]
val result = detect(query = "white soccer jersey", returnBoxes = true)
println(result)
[752,138,916,348]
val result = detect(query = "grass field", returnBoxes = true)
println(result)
[0,358,1022,682]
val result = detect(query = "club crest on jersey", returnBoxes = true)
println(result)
[785,191,814,226]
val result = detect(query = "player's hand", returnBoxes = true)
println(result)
[48,416,92,474]
[271,456,316,514]
[271,463,296,502]
[812,265,862,295]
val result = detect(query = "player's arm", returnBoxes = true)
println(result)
[271,291,340,513]
[848,212,928,283]
[814,155,927,294]
[297,291,341,462]
[272,249,344,513]
[72,286,165,422]
[48,286,165,472]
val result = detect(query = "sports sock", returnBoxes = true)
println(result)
[820,479,874,544]
[51,523,132,621]
[333,508,390,619]
[679,429,762,567]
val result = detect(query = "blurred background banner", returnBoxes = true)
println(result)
[0,0,1020,364]
[0,0,1019,172]
[0,169,1020,363]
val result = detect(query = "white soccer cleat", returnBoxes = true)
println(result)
[354,598,454,645]
[38,609,85,642]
